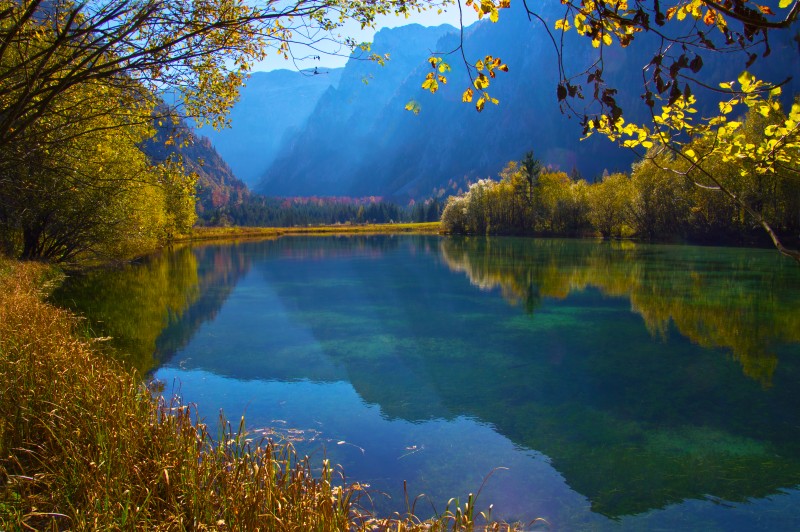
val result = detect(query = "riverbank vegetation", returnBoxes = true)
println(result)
[441,104,800,251]
[178,222,442,243]
[0,256,519,530]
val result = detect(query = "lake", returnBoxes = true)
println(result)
[53,235,800,529]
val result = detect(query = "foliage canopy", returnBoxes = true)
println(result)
[427,0,800,260]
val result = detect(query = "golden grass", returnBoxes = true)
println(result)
[175,222,442,243]
[0,257,524,531]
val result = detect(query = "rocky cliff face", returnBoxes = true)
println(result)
[253,6,800,200]
[196,68,342,188]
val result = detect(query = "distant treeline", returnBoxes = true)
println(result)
[198,195,444,227]
[442,161,799,246]
[442,108,800,248]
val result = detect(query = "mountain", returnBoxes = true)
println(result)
[196,68,342,187]
[256,23,458,197]
[256,5,800,200]
[142,115,249,223]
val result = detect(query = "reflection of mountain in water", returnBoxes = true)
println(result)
[244,236,800,518]
[54,236,800,518]
[153,244,254,369]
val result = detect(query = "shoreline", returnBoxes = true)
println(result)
[173,222,442,244]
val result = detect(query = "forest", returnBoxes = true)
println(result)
[203,196,443,227]
[442,103,800,248]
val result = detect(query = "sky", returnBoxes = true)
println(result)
[251,2,478,72]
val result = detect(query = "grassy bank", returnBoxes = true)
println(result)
[0,257,517,530]
[175,222,442,243]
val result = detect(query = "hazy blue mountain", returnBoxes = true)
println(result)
[256,23,459,197]
[196,68,342,187]
[256,6,800,200]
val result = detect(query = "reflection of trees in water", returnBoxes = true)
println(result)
[51,243,253,374]
[440,236,800,386]
[153,244,254,369]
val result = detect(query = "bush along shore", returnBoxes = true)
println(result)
[0,257,523,530]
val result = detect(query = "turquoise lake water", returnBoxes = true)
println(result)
[53,235,800,529]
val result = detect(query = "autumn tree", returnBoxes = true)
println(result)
[0,0,444,151]
[0,0,444,262]
[587,172,633,238]
[0,75,195,262]
[424,0,800,260]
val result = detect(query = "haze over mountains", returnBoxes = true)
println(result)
[200,3,800,201]
[196,69,343,187]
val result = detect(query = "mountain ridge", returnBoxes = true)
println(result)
[255,6,800,200]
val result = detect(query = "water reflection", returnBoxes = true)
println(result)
[52,236,800,525]
[52,243,253,374]
[440,237,800,387]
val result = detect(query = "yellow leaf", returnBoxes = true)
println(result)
[779,0,791,7]
[474,74,489,90]
[422,77,439,93]
[462,87,474,103]
[555,18,571,31]
[602,33,612,46]
[574,13,586,31]
[737,71,754,91]
[476,97,486,112]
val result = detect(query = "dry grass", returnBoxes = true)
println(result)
[175,222,442,244]
[0,257,525,531]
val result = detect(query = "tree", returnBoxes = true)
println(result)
[0,0,443,262]
[423,0,800,261]
[0,76,195,262]
[628,151,693,240]
[587,172,633,238]
[0,0,441,151]
[521,150,542,204]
